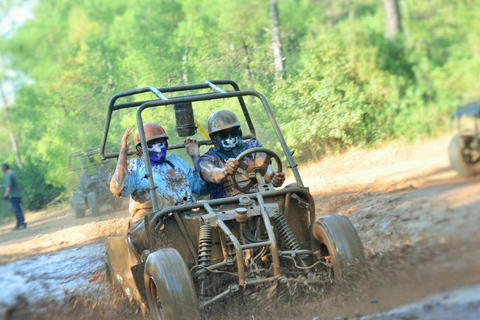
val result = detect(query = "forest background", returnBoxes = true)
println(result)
[0,0,479,214]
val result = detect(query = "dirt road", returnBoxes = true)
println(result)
[1,133,479,319]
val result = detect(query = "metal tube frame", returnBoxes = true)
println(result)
[147,187,315,238]
[153,187,311,287]
[100,80,303,196]
[100,80,256,158]
[135,89,304,212]
[159,189,317,309]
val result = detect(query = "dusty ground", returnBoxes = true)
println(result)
[1,132,480,319]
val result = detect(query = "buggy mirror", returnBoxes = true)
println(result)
[174,102,197,137]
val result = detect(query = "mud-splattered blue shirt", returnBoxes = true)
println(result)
[120,154,207,215]
[197,139,263,199]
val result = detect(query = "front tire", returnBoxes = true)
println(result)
[144,249,200,320]
[87,191,100,216]
[74,207,86,218]
[70,190,86,218]
[449,134,480,176]
[312,214,367,293]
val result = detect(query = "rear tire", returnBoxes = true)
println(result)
[74,207,86,218]
[144,249,200,320]
[312,214,367,293]
[88,191,100,216]
[449,134,480,176]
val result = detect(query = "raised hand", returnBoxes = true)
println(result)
[121,127,132,151]
[184,137,199,158]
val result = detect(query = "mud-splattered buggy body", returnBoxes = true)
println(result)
[101,80,367,319]
[68,147,120,218]
[449,100,480,176]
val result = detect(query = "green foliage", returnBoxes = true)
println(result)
[14,164,64,211]
[0,0,479,209]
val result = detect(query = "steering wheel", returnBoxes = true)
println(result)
[232,147,283,193]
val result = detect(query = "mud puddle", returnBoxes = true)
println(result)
[358,284,480,320]
[0,243,109,318]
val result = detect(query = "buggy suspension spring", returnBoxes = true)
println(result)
[198,225,213,266]
[273,212,301,250]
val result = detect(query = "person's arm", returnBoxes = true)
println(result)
[199,157,238,184]
[110,128,132,197]
[3,172,12,200]
[3,187,11,201]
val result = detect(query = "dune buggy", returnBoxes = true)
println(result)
[68,147,122,218]
[101,80,367,319]
[450,100,480,176]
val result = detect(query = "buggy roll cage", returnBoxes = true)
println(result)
[100,79,304,212]
[451,100,480,133]
[68,147,104,172]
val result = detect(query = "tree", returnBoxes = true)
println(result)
[1,85,23,168]
[269,0,285,80]
[382,0,402,38]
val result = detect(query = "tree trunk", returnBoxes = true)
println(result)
[382,0,402,39]
[0,86,23,168]
[269,0,285,80]
[348,0,355,20]
[182,40,189,84]
[105,51,114,89]
[241,40,252,88]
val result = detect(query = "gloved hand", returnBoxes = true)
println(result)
[3,195,8,202]
[224,158,239,175]
[270,171,285,188]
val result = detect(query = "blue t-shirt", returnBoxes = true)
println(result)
[4,170,21,198]
[120,154,208,212]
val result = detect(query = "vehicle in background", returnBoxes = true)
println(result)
[450,100,480,176]
[68,147,123,218]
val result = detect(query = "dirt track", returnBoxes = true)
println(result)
[1,132,480,319]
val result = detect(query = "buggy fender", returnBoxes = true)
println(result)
[105,236,146,306]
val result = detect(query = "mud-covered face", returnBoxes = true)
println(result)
[212,127,242,151]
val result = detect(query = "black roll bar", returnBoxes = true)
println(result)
[100,80,255,159]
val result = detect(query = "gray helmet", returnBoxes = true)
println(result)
[208,110,240,135]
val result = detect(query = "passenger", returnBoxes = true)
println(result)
[110,123,207,251]
[197,110,285,199]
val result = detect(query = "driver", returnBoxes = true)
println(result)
[110,123,207,251]
[197,110,285,199]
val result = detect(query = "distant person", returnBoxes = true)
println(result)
[2,163,27,231]
[110,123,207,252]
[197,110,285,199]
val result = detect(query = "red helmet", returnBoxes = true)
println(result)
[134,123,168,147]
